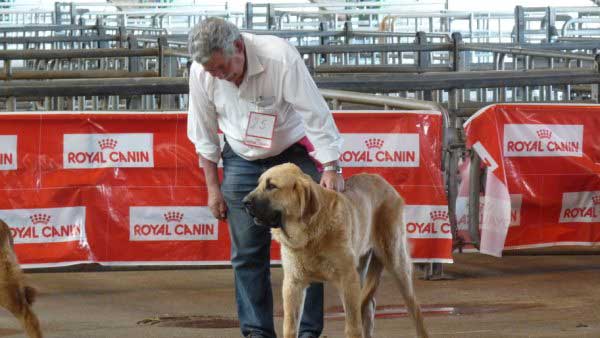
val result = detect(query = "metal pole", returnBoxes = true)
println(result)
[267,4,273,30]
[515,6,525,44]
[498,53,506,102]
[127,35,143,110]
[595,54,600,103]
[6,97,16,111]
[524,55,531,101]
[158,36,177,110]
[468,151,481,249]
[245,2,253,29]
[416,31,432,101]
[545,7,556,43]
[451,32,464,107]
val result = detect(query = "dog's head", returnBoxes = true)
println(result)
[242,163,321,230]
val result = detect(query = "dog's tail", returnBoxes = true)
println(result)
[8,287,43,338]
[18,304,43,338]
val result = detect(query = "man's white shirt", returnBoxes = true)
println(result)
[187,33,342,165]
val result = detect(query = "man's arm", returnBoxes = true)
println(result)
[187,62,227,218]
[199,155,227,220]
[282,57,345,191]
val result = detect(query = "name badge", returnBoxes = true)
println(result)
[244,111,277,148]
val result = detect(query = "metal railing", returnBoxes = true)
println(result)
[2,30,600,113]
[5,3,600,44]
[1,64,599,112]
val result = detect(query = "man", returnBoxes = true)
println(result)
[187,18,344,338]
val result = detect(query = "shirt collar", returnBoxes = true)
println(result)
[241,33,264,79]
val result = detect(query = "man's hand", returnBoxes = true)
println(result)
[207,188,228,220]
[320,170,345,192]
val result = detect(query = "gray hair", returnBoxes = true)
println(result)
[188,17,241,64]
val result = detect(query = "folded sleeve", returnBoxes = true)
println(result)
[187,62,221,165]
[282,58,343,164]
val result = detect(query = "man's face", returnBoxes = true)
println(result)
[202,40,246,85]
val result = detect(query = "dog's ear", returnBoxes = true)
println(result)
[0,220,13,249]
[297,177,321,224]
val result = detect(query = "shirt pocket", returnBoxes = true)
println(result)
[252,96,277,116]
[255,95,276,108]
[221,140,236,160]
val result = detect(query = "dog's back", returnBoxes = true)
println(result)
[341,173,406,250]
[344,173,403,207]
[0,220,42,338]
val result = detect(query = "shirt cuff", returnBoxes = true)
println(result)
[313,148,340,165]
[196,148,221,167]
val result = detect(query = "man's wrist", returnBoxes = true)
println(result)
[207,184,221,193]
[323,163,343,174]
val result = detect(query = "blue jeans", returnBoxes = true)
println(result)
[221,141,324,338]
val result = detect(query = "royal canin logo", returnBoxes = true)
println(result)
[130,206,218,241]
[430,210,449,221]
[404,206,452,239]
[164,211,184,223]
[560,191,600,223]
[364,138,384,149]
[64,133,154,169]
[455,195,523,230]
[98,138,118,150]
[0,207,86,243]
[536,129,552,139]
[29,213,51,225]
[504,124,582,157]
[338,134,419,167]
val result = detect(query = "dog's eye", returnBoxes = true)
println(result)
[265,180,278,191]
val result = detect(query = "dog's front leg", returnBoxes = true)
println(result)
[282,277,305,338]
[336,271,363,338]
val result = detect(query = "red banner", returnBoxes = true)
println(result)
[460,104,600,256]
[0,110,451,268]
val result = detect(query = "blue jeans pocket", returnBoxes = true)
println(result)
[221,140,235,160]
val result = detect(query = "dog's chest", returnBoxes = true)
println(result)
[287,251,338,281]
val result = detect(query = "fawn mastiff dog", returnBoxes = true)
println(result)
[243,163,428,338]
[0,219,42,338]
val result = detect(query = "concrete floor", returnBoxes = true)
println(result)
[1,253,600,337]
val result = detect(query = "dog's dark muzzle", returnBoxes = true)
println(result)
[242,195,282,228]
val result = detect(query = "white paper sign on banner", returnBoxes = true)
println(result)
[559,191,600,223]
[129,206,218,241]
[0,207,86,244]
[403,205,453,239]
[0,135,17,170]
[64,133,154,169]
[338,133,420,167]
[503,124,583,157]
